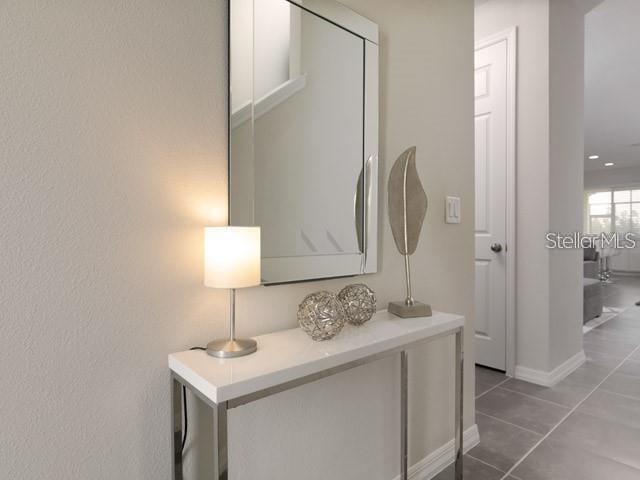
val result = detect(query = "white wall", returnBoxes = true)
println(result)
[230,0,253,111]
[548,0,586,369]
[475,0,585,374]
[585,166,640,189]
[253,0,292,99]
[253,11,364,258]
[231,0,296,111]
[584,0,640,171]
[0,1,475,479]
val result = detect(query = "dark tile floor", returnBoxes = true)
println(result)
[601,274,640,309]
[435,275,640,479]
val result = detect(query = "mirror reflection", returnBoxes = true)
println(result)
[230,0,376,283]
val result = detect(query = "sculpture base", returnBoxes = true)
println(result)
[388,301,432,318]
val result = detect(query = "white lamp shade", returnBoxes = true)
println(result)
[204,226,261,289]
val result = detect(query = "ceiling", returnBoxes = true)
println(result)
[585,0,640,171]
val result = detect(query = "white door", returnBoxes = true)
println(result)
[474,37,510,371]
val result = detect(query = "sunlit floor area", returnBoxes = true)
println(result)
[438,295,640,479]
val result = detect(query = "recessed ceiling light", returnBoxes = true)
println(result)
[589,155,600,160]
[604,162,614,167]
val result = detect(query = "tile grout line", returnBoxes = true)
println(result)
[465,452,507,474]
[475,377,510,400]
[493,385,575,409]
[622,357,640,366]
[597,387,640,403]
[584,333,640,344]
[584,345,631,360]
[475,411,545,437]
[498,342,640,480]
[584,330,639,342]
[601,368,640,381]
[584,342,634,352]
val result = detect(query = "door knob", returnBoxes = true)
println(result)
[490,243,503,253]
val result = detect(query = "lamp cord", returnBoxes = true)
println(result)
[181,385,188,451]
[182,347,207,452]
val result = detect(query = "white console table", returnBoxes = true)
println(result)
[169,310,465,480]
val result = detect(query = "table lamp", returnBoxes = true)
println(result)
[204,226,261,358]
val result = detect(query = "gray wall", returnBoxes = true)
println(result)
[0,1,475,479]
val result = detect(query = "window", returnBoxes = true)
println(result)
[587,188,640,234]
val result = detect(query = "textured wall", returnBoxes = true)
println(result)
[0,1,474,479]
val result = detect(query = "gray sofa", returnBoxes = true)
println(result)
[583,247,603,323]
[584,247,600,279]
[583,278,603,323]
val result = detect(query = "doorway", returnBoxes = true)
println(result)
[474,28,516,374]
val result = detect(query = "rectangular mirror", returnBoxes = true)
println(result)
[229,0,378,284]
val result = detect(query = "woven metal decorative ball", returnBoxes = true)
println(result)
[338,284,376,325]
[298,291,346,341]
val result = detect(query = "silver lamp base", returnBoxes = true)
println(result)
[206,338,257,358]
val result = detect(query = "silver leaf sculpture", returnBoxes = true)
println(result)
[387,146,432,317]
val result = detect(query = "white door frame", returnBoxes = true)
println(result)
[475,27,517,376]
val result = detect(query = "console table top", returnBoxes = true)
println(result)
[169,310,464,403]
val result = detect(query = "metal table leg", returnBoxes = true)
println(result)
[400,350,408,480]
[172,376,229,480]
[214,402,229,480]
[171,377,184,480]
[454,328,464,479]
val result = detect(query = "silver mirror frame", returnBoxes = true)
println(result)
[228,0,379,284]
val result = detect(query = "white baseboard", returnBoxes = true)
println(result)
[391,424,480,480]
[514,350,586,387]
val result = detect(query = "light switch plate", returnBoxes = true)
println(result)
[445,196,461,224]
